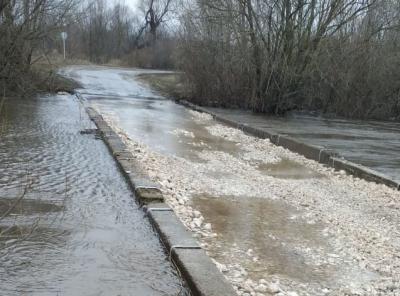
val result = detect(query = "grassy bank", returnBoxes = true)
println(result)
[137,73,189,100]
[31,62,80,94]
[1,56,86,99]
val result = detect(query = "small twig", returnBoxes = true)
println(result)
[0,186,29,221]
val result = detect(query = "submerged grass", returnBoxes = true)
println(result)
[31,59,82,94]
[137,73,190,100]
[1,55,85,99]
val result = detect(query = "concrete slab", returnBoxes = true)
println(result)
[330,157,399,189]
[114,151,134,159]
[172,248,237,296]
[130,176,160,189]
[135,187,164,204]
[144,203,172,211]
[147,210,199,249]
[105,137,128,152]
[275,136,324,162]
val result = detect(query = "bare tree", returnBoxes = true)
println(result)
[138,0,173,45]
[0,0,78,94]
[177,0,400,119]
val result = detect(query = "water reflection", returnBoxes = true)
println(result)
[258,159,323,179]
[192,195,377,292]
[0,198,64,216]
[88,95,241,161]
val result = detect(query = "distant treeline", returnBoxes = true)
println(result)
[177,0,400,120]
[65,0,176,69]
[2,0,400,120]
[0,0,176,96]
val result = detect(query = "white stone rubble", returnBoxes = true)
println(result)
[100,110,400,296]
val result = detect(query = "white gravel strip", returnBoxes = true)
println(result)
[100,109,400,296]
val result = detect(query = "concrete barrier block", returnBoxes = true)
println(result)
[92,117,106,124]
[144,202,172,211]
[172,248,237,296]
[147,210,199,249]
[92,117,104,125]
[241,125,262,138]
[114,151,135,159]
[91,116,103,124]
[105,136,128,152]
[103,133,122,141]
[270,134,279,144]
[100,127,116,136]
[96,121,109,128]
[85,108,98,119]
[117,158,136,174]
[319,149,336,164]
[135,187,164,204]
[241,124,276,140]
[265,131,278,141]
[217,116,240,129]
[276,136,324,162]
[103,129,119,137]
[129,176,158,188]
[330,157,399,189]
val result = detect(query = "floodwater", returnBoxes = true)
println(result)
[258,158,323,179]
[63,66,400,182]
[192,195,378,294]
[205,108,400,182]
[61,66,241,161]
[0,95,188,295]
[59,66,384,293]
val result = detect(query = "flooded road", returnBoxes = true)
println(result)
[64,66,400,182]
[205,108,400,182]
[60,66,400,295]
[61,66,240,161]
[0,95,187,295]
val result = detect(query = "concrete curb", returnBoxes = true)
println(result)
[85,106,236,296]
[329,157,400,189]
[177,100,400,190]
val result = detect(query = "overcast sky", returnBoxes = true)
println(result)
[112,0,139,11]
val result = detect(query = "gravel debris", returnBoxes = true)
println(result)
[100,109,400,296]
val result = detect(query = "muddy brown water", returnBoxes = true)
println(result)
[0,96,188,295]
[192,195,378,294]
[258,158,323,179]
